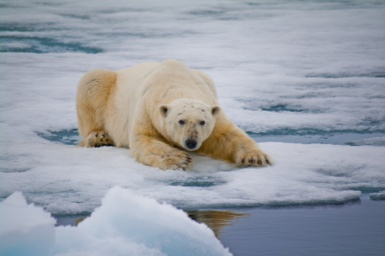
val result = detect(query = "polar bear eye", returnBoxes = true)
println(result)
[178,120,185,125]
[199,121,206,126]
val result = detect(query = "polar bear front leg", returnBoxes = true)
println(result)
[131,134,192,170]
[228,132,272,167]
[234,145,272,167]
[200,120,272,168]
[79,130,114,147]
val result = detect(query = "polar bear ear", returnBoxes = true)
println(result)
[211,105,220,117]
[160,105,170,118]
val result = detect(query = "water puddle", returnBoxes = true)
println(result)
[36,129,79,145]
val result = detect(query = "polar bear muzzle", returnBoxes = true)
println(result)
[185,139,198,150]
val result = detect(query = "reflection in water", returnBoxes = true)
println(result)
[65,210,247,236]
[188,210,247,238]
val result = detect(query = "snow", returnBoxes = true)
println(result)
[1,0,385,254]
[0,192,55,256]
[0,187,231,256]
[3,142,384,214]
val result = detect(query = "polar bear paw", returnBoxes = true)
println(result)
[235,149,272,167]
[83,130,114,148]
[162,150,192,170]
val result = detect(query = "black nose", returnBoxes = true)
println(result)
[185,139,197,150]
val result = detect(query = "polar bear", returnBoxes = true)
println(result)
[76,60,271,170]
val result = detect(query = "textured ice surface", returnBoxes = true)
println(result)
[0,192,56,256]
[1,0,384,225]
[1,136,384,214]
[0,187,231,256]
[1,1,384,254]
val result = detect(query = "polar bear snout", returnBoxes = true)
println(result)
[185,139,198,150]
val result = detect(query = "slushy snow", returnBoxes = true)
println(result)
[1,0,385,255]
[0,187,231,256]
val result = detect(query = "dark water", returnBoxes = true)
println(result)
[55,196,385,256]
[37,128,385,147]
[218,196,385,256]
[249,130,385,146]
[43,129,385,256]
[36,129,80,145]
[2,0,384,254]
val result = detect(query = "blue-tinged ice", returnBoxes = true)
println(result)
[0,187,232,256]
[0,192,56,256]
[1,0,385,248]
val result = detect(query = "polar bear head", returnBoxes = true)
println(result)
[160,99,220,151]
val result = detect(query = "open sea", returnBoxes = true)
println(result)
[1,0,385,255]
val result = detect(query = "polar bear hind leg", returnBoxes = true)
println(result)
[76,69,116,147]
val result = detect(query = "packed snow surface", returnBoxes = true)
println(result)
[1,0,385,255]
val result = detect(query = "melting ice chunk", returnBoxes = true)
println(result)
[0,187,232,256]
[0,192,56,256]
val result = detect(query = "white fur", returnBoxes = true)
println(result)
[76,60,272,170]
